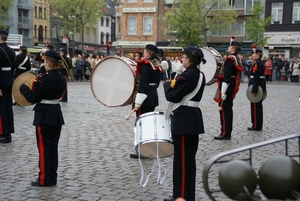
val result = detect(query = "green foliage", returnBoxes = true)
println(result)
[51,0,105,52]
[245,0,271,48]
[163,0,238,47]
[0,0,14,29]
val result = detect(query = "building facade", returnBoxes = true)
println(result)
[264,0,300,59]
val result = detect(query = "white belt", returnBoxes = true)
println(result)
[18,67,26,70]
[181,100,200,108]
[250,76,265,79]
[2,67,11,71]
[40,99,59,104]
[149,83,157,86]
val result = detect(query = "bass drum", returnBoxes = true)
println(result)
[90,57,137,107]
[200,47,223,85]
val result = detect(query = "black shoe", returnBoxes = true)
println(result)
[214,135,231,140]
[31,178,41,186]
[247,127,262,131]
[130,153,149,159]
[163,197,175,201]
[0,135,12,143]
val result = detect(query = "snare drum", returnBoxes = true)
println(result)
[200,47,223,85]
[135,112,174,159]
[90,57,136,107]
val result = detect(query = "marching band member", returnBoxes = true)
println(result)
[59,48,72,102]
[14,45,31,78]
[163,46,206,201]
[247,46,266,131]
[0,29,16,143]
[214,36,244,140]
[20,50,66,186]
[129,44,163,159]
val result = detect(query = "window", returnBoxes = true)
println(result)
[38,25,43,41]
[292,2,300,24]
[39,7,43,18]
[211,22,243,36]
[45,26,47,38]
[143,17,152,35]
[44,8,46,19]
[106,17,110,27]
[128,0,137,3]
[59,26,64,37]
[116,16,120,34]
[128,17,136,34]
[51,25,56,38]
[245,0,258,15]
[34,25,37,38]
[143,0,153,3]
[35,6,37,17]
[271,2,283,24]
[232,0,245,9]
[101,17,104,26]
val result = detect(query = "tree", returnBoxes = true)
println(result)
[0,0,14,29]
[245,0,271,48]
[163,0,238,47]
[50,0,105,53]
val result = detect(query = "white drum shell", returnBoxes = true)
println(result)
[135,112,173,158]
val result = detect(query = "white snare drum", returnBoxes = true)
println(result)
[90,57,136,107]
[200,47,223,85]
[135,112,173,159]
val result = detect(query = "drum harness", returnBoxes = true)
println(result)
[137,114,173,188]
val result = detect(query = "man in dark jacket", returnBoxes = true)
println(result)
[0,29,16,143]
[273,55,284,81]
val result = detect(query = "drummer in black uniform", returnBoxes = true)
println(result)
[214,37,244,140]
[247,45,266,131]
[163,46,206,201]
[20,50,66,186]
[0,29,16,143]
[59,48,71,102]
[129,44,163,159]
[14,45,31,78]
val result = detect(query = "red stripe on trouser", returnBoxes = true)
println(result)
[0,116,2,135]
[137,108,141,117]
[221,109,226,136]
[37,126,46,185]
[181,135,186,198]
[253,103,257,129]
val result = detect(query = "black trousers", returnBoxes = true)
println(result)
[36,125,61,186]
[219,93,233,137]
[250,100,263,129]
[172,134,199,201]
[0,86,14,136]
[135,105,155,118]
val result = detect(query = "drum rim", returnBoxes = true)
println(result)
[90,57,136,107]
[137,111,164,119]
[135,141,174,158]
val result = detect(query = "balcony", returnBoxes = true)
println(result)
[18,16,33,29]
[17,0,33,10]
[0,16,14,27]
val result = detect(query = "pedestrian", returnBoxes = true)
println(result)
[213,37,244,140]
[273,55,284,81]
[20,50,66,186]
[129,44,163,159]
[0,29,16,143]
[163,46,206,201]
[59,48,72,102]
[75,54,84,81]
[282,57,290,82]
[247,46,266,131]
[14,45,31,78]
[264,57,273,82]
[290,58,300,83]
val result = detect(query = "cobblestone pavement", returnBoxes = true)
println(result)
[1,79,300,201]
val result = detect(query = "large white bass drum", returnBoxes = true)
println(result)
[200,47,223,85]
[90,56,137,107]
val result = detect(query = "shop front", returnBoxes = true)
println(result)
[264,32,300,59]
[112,41,156,59]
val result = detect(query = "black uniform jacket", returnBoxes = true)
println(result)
[137,60,161,107]
[20,69,66,126]
[222,55,239,93]
[14,53,31,77]
[163,66,205,135]
[0,43,16,87]
[249,59,266,93]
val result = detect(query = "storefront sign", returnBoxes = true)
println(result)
[112,41,155,47]
[267,33,300,45]
[123,7,156,13]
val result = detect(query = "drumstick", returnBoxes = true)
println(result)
[124,109,136,120]
[218,100,224,111]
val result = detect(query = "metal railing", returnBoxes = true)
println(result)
[202,134,300,201]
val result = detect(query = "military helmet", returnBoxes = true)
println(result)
[218,160,257,200]
[259,155,300,200]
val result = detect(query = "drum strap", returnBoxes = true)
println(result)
[164,72,203,120]
[17,56,28,69]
